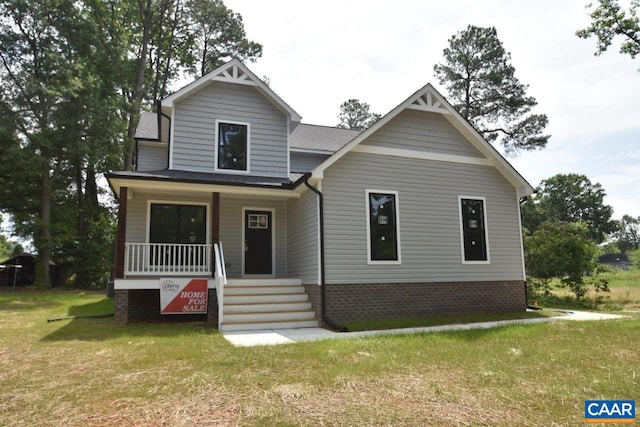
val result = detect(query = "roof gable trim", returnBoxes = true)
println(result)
[162,59,302,122]
[311,83,534,197]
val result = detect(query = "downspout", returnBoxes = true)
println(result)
[304,175,348,332]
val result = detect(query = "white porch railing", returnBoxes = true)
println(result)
[124,243,212,275]
[213,242,227,329]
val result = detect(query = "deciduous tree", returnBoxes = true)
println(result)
[434,25,549,155]
[525,220,600,300]
[614,214,640,251]
[521,173,616,244]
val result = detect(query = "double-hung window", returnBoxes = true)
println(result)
[459,196,489,263]
[366,190,401,264]
[216,121,249,172]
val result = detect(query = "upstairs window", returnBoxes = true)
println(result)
[366,190,401,264]
[459,197,489,263]
[216,121,249,172]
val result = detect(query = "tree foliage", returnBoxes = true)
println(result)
[0,0,260,287]
[577,0,640,60]
[434,25,550,155]
[525,220,600,300]
[337,99,381,130]
[521,173,616,244]
[613,214,640,251]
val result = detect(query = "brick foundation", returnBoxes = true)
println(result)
[114,289,129,325]
[114,289,212,324]
[323,281,526,324]
[303,284,322,321]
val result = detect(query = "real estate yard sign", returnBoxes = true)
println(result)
[160,278,208,314]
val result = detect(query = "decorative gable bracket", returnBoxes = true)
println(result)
[212,64,256,86]
[407,91,451,115]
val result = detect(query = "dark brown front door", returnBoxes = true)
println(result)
[244,210,272,275]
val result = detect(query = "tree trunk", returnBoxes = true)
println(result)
[124,0,154,170]
[38,175,51,287]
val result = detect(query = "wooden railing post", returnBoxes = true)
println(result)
[115,187,128,278]
[211,192,220,274]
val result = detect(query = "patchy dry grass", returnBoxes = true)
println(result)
[0,289,638,426]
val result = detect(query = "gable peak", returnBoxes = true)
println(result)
[210,60,255,86]
[407,88,451,115]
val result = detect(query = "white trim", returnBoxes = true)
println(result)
[214,119,251,174]
[289,148,334,155]
[146,200,211,245]
[516,195,527,281]
[458,195,491,265]
[351,145,492,167]
[241,207,276,278]
[365,189,402,265]
[286,119,291,177]
[114,278,216,290]
[168,108,175,169]
[311,84,534,197]
[109,176,300,199]
[162,59,302,122]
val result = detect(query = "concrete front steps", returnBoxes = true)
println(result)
[220,278,319,332]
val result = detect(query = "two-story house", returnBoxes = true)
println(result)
[107,58,534,331]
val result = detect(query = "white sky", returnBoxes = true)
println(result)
[225,0,640,219]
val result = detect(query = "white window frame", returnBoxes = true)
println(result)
[365,189,402,265]
[214,119,250,174]
[458,195,490,264]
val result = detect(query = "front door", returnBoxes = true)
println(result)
[244,210,273,275]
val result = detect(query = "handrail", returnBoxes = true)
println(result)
[214,242,227,329]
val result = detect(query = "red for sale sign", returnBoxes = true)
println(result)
[160,278,208,314]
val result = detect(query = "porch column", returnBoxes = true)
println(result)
[115,187,128,279]
[211,192,220,274]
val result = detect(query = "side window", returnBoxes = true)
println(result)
[459,197,489,263]
[366,190,401,263]
[216,121,249,172]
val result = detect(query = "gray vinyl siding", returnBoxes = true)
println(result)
[286,189,319,284]
[171,81,289,177]
[290,151,330,173]
[125,192,213,244]
[322,151,524,284]
[362,109,485,158]
[218,195,287,278]
[125,191,288,278]
[137,143,168,171]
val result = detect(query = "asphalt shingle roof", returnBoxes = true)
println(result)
[290,124,361,153]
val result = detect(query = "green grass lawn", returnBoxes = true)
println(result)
[0,289,638,426]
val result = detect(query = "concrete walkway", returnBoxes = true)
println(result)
[222,310,627,347]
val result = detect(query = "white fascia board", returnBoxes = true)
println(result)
[108,177,300,199]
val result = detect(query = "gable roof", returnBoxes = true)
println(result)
[311,83,535,198]
[162,58,302,123]
[290,124,361,153]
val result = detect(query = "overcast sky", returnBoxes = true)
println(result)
[225,0,640,219]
